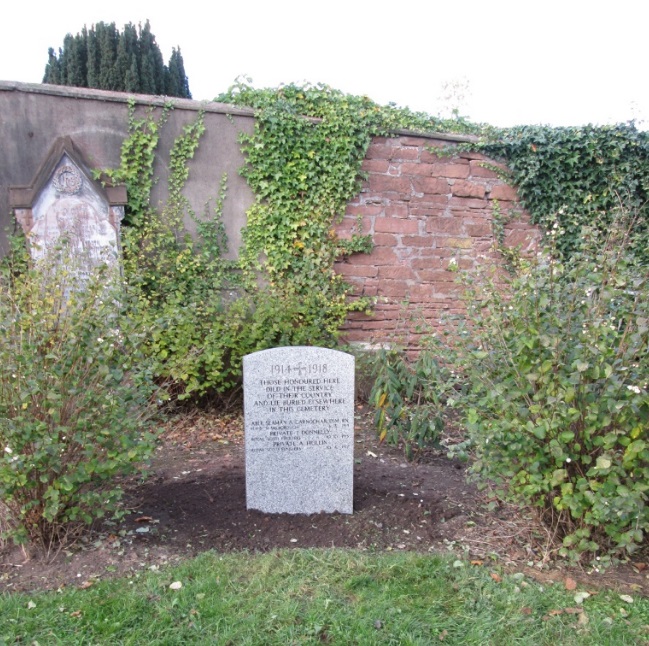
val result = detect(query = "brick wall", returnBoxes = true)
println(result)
[0,84,540,350]
[335,134,540,349]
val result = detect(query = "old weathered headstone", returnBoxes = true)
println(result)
[10,137,126,275]
[244,346,355,514]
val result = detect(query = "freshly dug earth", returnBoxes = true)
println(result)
[1,405,647,595]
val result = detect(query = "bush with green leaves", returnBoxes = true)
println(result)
[369,348,457,460]
[0,243,160,550]
[450,211,649,561]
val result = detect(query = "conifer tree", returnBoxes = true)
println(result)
[165,48,191,99]
[43,20,191,98]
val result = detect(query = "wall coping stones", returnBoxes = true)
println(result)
[0,80,257,118]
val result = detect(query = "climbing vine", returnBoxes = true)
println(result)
[100,99,170,227]
[107,84,649,401]
[101,102,251,398]
[217,80,480,335]
[473,123,649,263]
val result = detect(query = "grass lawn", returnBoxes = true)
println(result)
[1,550,647,645]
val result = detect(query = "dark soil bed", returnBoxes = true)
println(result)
[1,405,647,595]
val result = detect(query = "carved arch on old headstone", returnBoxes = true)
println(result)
[9,137,127,266]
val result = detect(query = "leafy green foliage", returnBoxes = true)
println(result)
[99,100,170,228]
[108,104,341,400]
[217,81,480,338]
[450,211,649,561]
[475,123,649,263]
[370,349,456,459]
[105,81,482,400]
[43,20,191,98]
[0,242,160,550]
[369,209,648,561]
[116,110,244,398]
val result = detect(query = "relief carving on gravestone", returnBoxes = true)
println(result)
[9,137,127,272]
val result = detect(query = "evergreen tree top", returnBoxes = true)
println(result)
[43,20,191,99]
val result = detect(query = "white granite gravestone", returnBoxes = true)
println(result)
[244,346,355,514]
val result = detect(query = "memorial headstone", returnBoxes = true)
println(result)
[10,137,126,276]
[244,346,355,514]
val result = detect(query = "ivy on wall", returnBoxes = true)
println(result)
[99,84,482,397]
[100,100,170,228]
[217,81,480,336]
[474,123,649,263]
[100,84,649,398]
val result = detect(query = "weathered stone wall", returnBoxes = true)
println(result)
[0,82,541,348]
[0,81,256,258]
[334,134,539,348]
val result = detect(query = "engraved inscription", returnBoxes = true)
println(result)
[248,365,350,453]
[244,346,354,514]
[28,155,121,268]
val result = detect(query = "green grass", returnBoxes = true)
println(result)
[1,550,647,645]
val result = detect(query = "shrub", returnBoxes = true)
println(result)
[453,211,649,561]
[370,348,457,459]
[140,283,347,401]
[123,195,349,401]
[0,242,160,551]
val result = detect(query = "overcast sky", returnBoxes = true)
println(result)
[2,0,646,128]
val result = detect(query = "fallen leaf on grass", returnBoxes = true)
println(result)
[70,610,82,618]
[169,581,183,590]
[619,595,634,604]
[27,601,36,609]
[564,607,584,615]
[564,577,577,591]
[490,573,502,583]
[574,592,591,604]
[78,581,94,589]
[439,629,448,640]
[470,560,484,566]
[520,607,532,615]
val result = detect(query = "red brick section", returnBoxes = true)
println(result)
[334,134,540,350]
